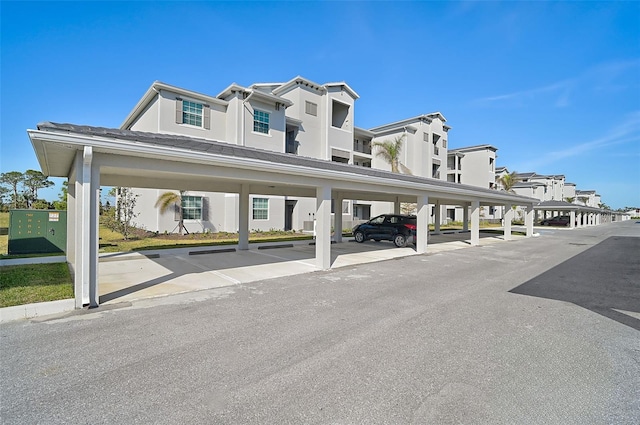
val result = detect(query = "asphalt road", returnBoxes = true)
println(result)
[2,221,639,424]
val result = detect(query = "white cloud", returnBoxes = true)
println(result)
[473,59,640,108]
[515,111,640,170]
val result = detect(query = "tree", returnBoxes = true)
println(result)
[155,190,189,235]
[0,186,9,211]
[103,187,139,240]
[22,170,54,208]
[565,197,575,204]
[53,180,68,210]
[0,171,24,209]
[372,134,412,174]
[497,171,520,193]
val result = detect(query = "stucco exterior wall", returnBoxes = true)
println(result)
[243,98,286,152]
[459,149,495,189]
[157,90,227,141]
[280,86,324,158]
[128,97,160,132]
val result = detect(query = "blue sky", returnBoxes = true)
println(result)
[2,1,639,209]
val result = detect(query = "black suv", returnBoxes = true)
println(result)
[352,214,417,247]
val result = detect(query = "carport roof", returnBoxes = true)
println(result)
[29,122,537,206]
[535,200,603,213]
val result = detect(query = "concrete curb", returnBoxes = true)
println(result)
[0,298,75,323]
[0,256,66,266]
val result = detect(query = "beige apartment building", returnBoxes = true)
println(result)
[121,77,452,234]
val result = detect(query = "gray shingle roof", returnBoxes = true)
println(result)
[37,122,535,202]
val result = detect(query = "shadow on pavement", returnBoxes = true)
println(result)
[99,230,509,305]
[509,236,640,331]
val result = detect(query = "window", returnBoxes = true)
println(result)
[183,100,203,127]
[423,132,429,142]
[253,110,270,134]
[253,198,268,220]
[305,101,318,116]
[176,98,210,129]
[182,196,203,220]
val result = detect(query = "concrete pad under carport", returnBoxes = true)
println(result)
[97,232,524,305]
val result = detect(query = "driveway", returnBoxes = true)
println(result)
[1,221,638,424]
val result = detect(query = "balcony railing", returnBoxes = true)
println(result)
[353,141,372,155]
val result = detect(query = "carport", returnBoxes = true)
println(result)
[28,122,537,308]
[534,200,610,228]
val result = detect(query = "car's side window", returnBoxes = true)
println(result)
[370,216,385,225]
[390,217,399,224]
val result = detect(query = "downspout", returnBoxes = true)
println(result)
[241,91,256,147]
[152,86,161,132]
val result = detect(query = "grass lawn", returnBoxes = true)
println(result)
[98,225,315,253]
[0,262,73,308]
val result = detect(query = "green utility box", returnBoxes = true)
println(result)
[8,210,67,255]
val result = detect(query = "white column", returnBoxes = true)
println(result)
[433,202,441,235]
[525,205,534,237]
[393,196,401,215]
[315,185,332,270]
[238,184,249,250]
[470,200,480,246]
[73,147,100,308]
[69,152,83,308]
[88,161,100,308]
[570,210,576,229]
[463,203,469,231]
[503,204,513,241]
[79,148,92,306]
[334,194,343,243]
[596,213,601,225]
[416,194,429,254]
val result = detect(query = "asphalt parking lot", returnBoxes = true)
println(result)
[1,221,638,424]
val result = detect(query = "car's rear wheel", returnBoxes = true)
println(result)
[354,231,365,243]
[393,234,407,247]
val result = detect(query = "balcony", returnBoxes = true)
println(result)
[353,140,372,155]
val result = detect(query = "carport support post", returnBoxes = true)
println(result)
[334,194,343,243]
[88,158,100,308]
[462,203,469,232]
[238,184,249,250]
[416,195,429,254]
[470,201,480,246]
[503,204,513,241]
[315,185,332,270]
[570,210,576,229]
[73,147,100,308]
[433,202,441,235]
[393,197,401,215]
[525,205,534,237]
[68,154,82,308]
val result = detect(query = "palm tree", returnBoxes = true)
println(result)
[155,190,188,235]
[565,197,575,204]
[372,134,411,174]
[497,171,520,193]
[497,171,521,224]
